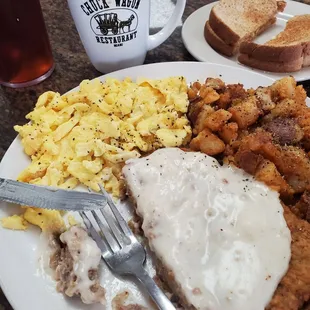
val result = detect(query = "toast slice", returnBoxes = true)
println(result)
[204,21,237,57]
[238,54,305,72]
[204,0,286,56]
[239,15,310,72]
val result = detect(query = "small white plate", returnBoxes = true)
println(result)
[182,0,310,82]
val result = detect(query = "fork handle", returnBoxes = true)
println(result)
[135,267,176,310]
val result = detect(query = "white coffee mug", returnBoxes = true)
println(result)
[67,0,186,73]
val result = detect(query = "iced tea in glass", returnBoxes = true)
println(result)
[0,0,55,88]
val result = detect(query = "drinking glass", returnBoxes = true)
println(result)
[0,0,55,88]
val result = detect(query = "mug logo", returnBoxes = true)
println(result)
[90,9,138,36]
[81,0,140,47]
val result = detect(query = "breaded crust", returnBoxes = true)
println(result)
[238,53,303,72]
[266,206,310,310]
[155,258,196,310]
[204,21,236,56]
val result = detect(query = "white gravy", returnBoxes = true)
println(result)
[60,226,105,304]
[123,148,291,310]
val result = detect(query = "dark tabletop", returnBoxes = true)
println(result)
[0,0,309,308]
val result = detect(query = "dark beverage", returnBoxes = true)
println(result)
[0,0,54,88]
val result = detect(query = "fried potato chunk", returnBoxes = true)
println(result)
[193,105,215,134]
[255,160,294,198]
[199,85,220,105]
[255,87,275,112]
[229,96,262,129]
[271,76,296,101]
[204,109,232,132]
[218,122,238,144]
[190,128,225,156]
[270,99,298,118]
[236,130,310,194]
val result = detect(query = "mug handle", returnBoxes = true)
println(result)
[147,0,186,51]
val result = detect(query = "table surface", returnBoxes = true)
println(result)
[0,0,309,308]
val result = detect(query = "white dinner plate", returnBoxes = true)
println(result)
[0,61,308,310]
[182,1,310,82]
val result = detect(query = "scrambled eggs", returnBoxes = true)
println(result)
[0,215,28,230]
[2,76,191,231]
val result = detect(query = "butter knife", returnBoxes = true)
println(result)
[0,178,106,211]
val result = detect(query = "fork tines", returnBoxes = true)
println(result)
[79,184,133,255]
[80,185,176,310]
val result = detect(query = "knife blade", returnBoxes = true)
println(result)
[0,178,107,211]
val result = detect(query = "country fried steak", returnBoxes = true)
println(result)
[124,148,292,310]
[188,76,310,309]
[267,206,310,310]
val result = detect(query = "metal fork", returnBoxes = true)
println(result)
[79,184,175,310]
